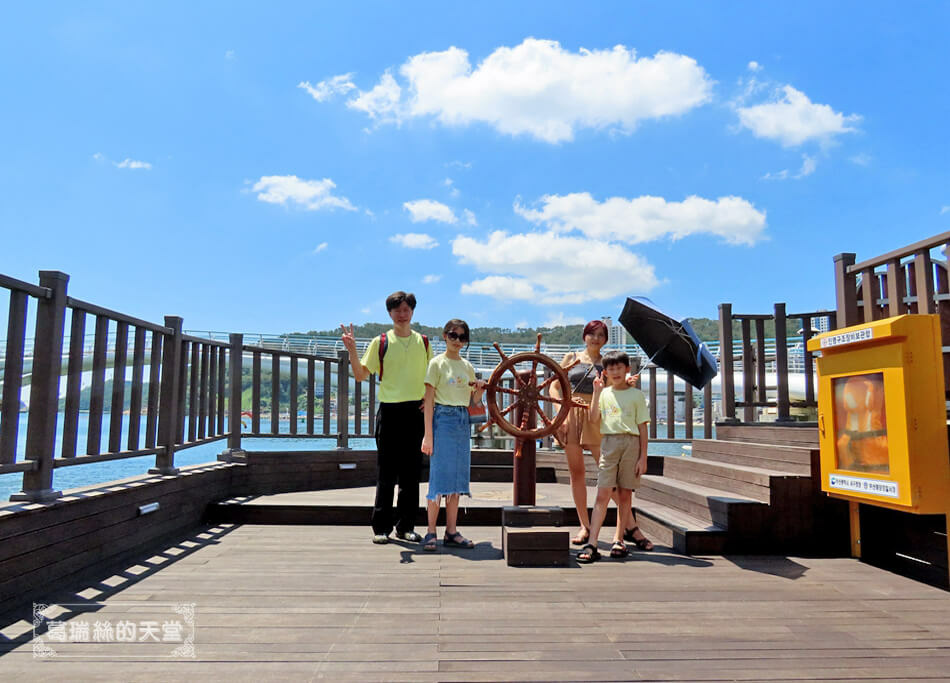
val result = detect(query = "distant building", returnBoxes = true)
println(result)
[815,314,832,334]
[601,316,628,347]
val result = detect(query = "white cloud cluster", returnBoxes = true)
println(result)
[313,242,328,253]
[391,233,438,249]
[298,74,356,102]
[313,38,713,143]
[252,175,356,212]
[403,199,457,224]
[762,154,817,181]
[453,231,659,305]
[543,313,586,328]
[422,274,442,284]
[514,192,766,246]
[737,85,860,147]
[115,158,152,170]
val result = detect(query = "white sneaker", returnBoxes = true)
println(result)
[372,534,389,544]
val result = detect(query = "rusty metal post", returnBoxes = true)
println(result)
[512,370,536,506]
[12,271,68,502]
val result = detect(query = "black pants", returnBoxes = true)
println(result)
[372,401,424,535]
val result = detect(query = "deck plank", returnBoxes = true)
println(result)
[1,520,948,681]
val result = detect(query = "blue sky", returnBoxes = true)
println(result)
[2,2,948,335]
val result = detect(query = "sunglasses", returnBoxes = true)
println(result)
[445,331,469,342]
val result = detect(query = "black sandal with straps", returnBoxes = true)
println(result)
[577,544,601,563]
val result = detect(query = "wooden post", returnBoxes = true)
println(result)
[513,370,536,506]
[153,316,182,475]
[228,334,243,451]
[774,303,791,422]
[741,318,754,423]
[834,253,859,328]
[849,501,862,558]
[337,350,349,449]
[12,271,68,502]
[718,303,737,423]
[914,249,935,314]
[666,371,675,439]
[886,258,906,317]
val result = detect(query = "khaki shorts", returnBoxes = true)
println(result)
[554,393,601,449]
[597,433,642,490]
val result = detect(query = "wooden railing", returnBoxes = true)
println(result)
[833,231,950,392]
[0,270,727,501]
[718,303,836,423]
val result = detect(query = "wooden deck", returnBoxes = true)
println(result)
[2,485,949,681]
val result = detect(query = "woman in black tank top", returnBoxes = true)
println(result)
[551,320,652,550]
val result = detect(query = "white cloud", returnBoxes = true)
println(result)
[515,320,529,329]
[313,242,328,253]
[762,154,817,181]
[361,306,371,314]
[543,313,586,328]
[515,192,766,246]
[850,153,872,166]
[444,178,461,198]
[422,274,442,284]
[403,199,457,224]
[92,152,104,161]
[462,209,477,226]
[329,38,713,143]
[454,231,659,305]
[347,71,403,123]
[941,206,950,215]
[298,73,356,102]
[737,85,860,147]
[747,61,762,72]
[446,160,472,169]
[115,158,152,170]
[391,233,438,249]
[252,175,356,211]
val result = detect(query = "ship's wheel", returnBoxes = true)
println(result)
[483,335,586,440]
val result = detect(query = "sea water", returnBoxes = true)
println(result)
[0,413,699,501]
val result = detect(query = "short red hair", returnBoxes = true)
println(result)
[582,320,608,338]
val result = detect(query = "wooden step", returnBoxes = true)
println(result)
[715,422,819,447]
[467,465,557,483]
[659,455,805,504]
[633,498,727,555]
[691,438,816,476]
[637,474,769,533]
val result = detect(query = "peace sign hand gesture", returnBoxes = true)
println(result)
[340,323,357,353]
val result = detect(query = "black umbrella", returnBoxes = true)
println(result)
[618,297,718,389]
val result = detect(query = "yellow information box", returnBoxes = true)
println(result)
[808,314,950,514]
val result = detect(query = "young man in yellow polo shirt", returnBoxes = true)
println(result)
[341,291,433,544]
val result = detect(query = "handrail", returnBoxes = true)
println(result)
[1,269,729,501]
[847,230,950,273]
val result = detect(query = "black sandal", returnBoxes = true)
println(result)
[624,526,654,551]
[577,544,601,563]
[610,540,628,558]
[443,531,474,548]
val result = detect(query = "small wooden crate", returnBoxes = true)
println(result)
[502,505,569,567]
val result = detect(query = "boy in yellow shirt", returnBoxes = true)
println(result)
[579,350,649,562]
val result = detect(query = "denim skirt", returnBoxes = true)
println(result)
[426,404,471,500]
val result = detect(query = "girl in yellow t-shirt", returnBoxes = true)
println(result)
[421,319,487,552]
